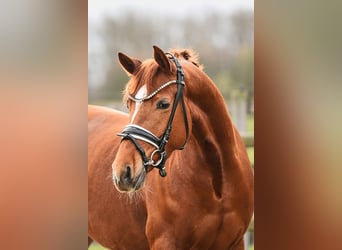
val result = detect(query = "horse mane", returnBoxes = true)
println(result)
[169,48,203,70]
[122,48,203,105]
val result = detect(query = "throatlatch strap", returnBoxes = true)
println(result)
[179,94,189,150]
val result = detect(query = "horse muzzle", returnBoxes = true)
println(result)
[113,164,146,192]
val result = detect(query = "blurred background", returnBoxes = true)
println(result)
[88,0,254,249]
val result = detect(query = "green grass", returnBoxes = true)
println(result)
[247,114,254,132]
[247,147,254,166]
[246,114,254,167]
[89,243,108,250]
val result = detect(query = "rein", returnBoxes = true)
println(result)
[117,53,189,177]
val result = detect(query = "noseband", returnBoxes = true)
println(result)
[117,53,189,177]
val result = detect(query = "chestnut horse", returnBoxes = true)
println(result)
[88,46,254,249]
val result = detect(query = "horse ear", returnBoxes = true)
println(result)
[153,45,171,73]
[118,52,142,75]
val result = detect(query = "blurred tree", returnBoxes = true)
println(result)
[230,46,254,114]
[231,10,254,47]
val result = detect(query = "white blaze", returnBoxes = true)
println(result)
[131,85,147,123]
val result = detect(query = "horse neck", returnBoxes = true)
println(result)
[188,72,237,155]
[182,72,239,198]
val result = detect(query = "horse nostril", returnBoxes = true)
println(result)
[123,166,132,184]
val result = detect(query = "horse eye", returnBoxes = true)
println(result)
[156,100,170,109]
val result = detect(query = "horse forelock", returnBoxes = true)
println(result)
[169,48,203,70]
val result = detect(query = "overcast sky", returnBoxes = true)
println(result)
[89,0,254,25]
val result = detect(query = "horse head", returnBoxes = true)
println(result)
[112,46,191,192]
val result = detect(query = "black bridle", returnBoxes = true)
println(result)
[117,53,189,177]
